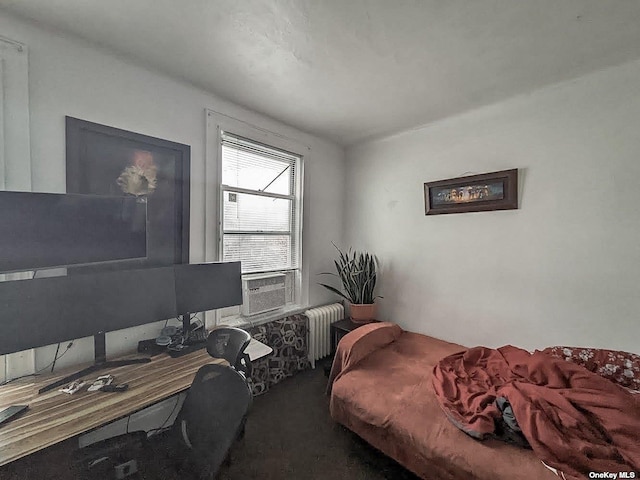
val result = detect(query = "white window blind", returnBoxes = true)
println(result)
[220,132,301,274]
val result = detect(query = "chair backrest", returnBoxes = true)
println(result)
[178,363,253,478]
[206,327,252,375]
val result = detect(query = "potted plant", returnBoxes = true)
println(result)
[319,245,381,323]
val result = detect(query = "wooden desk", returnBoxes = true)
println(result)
[0,350,224,467]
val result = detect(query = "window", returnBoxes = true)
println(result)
[219,131,302,294]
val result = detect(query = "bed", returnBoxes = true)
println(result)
[327,322,639,480]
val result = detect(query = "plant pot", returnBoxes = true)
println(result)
[349,303,377,324]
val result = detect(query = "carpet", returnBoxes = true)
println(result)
[1,366,419,479]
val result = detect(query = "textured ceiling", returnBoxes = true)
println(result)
[2,1,640,146]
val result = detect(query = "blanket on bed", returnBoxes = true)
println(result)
[433,345,640,480]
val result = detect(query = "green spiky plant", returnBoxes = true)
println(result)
[319,244,382,304]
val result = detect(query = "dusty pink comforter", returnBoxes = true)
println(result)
[328,323,559,480]
[433,345,640,480]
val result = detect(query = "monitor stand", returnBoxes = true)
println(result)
[181,313,191,340]
[180,313,200,342]
[38,332,151,394]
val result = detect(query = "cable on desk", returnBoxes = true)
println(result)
[0,342,73,386]
[44,341,73,374]
[50,342,61,372]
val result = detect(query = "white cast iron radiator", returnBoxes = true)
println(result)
[305,303,344,368]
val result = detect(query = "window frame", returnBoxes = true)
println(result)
[0,36,31,191]
[205,110,306,323]
[0,36,32,383]
[219,133,301,275]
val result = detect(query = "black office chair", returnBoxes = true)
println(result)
[206,326,253,378]
[168,327,253,479]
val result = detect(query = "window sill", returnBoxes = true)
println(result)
[218,305,310,330]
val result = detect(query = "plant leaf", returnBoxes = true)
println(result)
[319,244,381,304]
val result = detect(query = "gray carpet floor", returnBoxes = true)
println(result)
[217,366,420,480]
[1,366,420,479]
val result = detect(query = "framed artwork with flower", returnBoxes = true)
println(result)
[65,117,190,270]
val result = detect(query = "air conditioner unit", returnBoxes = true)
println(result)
[242,273,287,316]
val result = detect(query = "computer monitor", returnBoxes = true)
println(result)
[0,191,147,273]
[174,262,243,315]
[174,261,243,334]
[0,261,243,393]
[0,265,177,356]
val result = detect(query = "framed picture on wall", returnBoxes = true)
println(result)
[66,116,190,270]
[424,169,518,215]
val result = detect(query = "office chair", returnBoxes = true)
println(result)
[206,326,252,378]
[169,327,253,479]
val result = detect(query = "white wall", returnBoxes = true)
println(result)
[345,58,640,352]
[0,10,344,381]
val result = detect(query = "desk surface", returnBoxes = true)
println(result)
[0,349,224,467]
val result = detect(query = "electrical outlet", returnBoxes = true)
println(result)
[114,459,138,479]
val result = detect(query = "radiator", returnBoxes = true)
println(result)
[305,303,344,368]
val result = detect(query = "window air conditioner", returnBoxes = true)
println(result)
[242,273,287,316]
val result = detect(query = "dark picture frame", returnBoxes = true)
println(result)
[424,169,518,215]
[66,117,190,269]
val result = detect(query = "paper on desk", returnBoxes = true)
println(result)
[245,338,273,361]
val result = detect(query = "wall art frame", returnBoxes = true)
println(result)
[66,116,190,269]
[424,168,518,215]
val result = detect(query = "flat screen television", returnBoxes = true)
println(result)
[0,191,147,273]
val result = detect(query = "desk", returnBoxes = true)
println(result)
[0,349,224,467]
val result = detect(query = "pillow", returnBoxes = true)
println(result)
[540,346,640,390]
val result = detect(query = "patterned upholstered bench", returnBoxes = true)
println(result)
[246,313,310,396]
